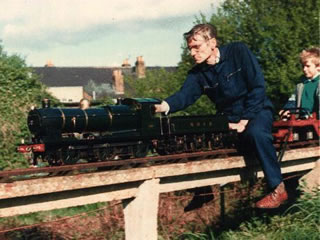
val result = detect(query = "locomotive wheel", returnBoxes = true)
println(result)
[133,143,149,158]
[175,137,186,153]
[193,135,206,150]
[156,148,170,155]
[44,151,62,166]
[100,148,116,161]
[62,149,79,165]
[156,145,176,155]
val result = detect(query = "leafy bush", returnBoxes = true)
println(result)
[0,44,56,169]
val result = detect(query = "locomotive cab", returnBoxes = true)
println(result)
[118,98,162,138]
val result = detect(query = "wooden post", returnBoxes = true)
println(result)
[122,178,160,240]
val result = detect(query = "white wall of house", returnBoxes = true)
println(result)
[47,86,83,103]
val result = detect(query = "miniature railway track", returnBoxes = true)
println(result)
[0,148,238,182]
[1,140,318,182]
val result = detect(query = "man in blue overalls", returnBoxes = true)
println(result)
[155,23,288,208]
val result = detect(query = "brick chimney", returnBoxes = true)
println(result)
[121,58,131,67]
[112,69,124,95]
[135,56,145,78]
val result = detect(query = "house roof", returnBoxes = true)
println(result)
[32,67,115,87]
[32,66,177,87]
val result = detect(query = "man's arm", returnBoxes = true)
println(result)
[156,72,203,114]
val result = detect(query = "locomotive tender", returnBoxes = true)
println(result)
[272,111,320,143]
[18,98,236,166]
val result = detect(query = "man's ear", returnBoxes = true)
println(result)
[209,38,217,49]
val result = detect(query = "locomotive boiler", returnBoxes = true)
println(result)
[17,98,236,166]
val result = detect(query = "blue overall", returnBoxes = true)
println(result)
[165,42,282,188]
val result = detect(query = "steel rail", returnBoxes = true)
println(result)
[0,140,318,181]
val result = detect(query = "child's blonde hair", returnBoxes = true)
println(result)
[300,47,320,66]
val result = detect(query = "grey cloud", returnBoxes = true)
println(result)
[4,15,194,51]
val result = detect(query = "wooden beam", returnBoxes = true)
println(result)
[0,146,318,240]
[1,146,318,200]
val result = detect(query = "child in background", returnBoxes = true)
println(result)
[280,47,320,118]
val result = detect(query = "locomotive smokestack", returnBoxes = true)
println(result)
[116,98,123,105]
[42,99,51,108]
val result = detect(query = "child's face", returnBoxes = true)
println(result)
[302,58,320,79]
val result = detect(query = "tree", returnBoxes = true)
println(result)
[128,0,319,113]
[0,43,55,169]
[125,68,176,100]
[206,0,319,109]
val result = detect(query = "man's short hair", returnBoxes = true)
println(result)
[183,23,218,43]
[300,47,320,66]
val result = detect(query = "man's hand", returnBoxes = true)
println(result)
[279,110,290,119]
[229,119,249,133]
[154,101,170,113]
[154,104,164,113]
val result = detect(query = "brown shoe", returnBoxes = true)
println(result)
[255,182,288,209]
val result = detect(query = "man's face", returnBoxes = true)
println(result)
[80,100,90,110]
[302,59,320,79]
[187,34,216,64]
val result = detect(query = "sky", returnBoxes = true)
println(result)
[0,0,223,67]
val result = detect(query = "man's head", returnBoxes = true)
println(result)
[300,47,320,79]
[184,24,219,64]
[184,23,218,42]
[80,98,90,110]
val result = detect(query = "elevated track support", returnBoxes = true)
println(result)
[0,146,319,240]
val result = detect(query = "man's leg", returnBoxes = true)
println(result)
[240,108,288,208]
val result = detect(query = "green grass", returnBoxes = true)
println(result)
[177,189,320,240]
